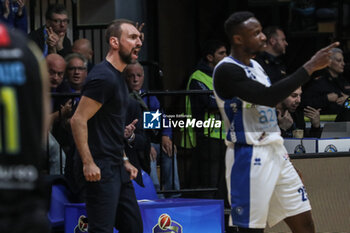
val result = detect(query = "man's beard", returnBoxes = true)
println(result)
[119,44,138,64]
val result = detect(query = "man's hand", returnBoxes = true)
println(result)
[150,146,157,161]
[277,110,294,131]
[336,93,349,106]
[60,99,72,118]
[303,42,340,75]
[57,32,66,51]
[304,106,321,128]
[16,0,26,16]
[83,162,101,182]
[124,119,138,138]
[46,27,59,53]
[162,135,176,157]
[124,160,138,180]
[135,22,145,42]
[327,92,339,102]
[3,0,9,18]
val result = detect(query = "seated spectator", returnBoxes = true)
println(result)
[46,54,71,173]
[254,26,288,84]
[302,48,350,117]
[46,53,71,123]
[29,3,72,57]
[0,0,27,33]
[72,38,94,72]
[65,53,88,95]
[124,62,180,198]
[277,87,321,138]
[55,53,88,162]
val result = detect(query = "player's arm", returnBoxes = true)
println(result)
[215,42,339,106]
[214,63,309,106]
[71,96,102,182]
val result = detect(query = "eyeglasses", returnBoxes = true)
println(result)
[49,69,64,77]
[50,18,70,25]
[67,66,87,72]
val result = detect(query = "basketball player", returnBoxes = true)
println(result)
[0,23,50,232]
[213,11,338,233]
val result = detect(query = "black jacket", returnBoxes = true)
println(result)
[255,51,287,84]
[302,69,350,114]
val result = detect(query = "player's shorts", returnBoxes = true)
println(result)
[225,142,311,229]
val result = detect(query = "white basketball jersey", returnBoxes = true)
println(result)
[213,56,283,146]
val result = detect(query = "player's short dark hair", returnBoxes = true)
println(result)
[45,4,68,20]
[263,26,282,41]
[200,40,226,59]
[224,11,255,42]
[105,19,135,44]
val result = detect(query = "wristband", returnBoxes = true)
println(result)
[123,156,129,161]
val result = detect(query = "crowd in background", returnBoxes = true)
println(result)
[1,0,349,207]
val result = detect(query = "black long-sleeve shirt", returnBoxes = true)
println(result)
[214,62,310,106]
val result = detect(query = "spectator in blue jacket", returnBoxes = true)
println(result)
[125,62,180,198]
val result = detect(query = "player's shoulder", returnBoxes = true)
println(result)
[214,58,246,78]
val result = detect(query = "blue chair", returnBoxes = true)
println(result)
[48,183,72,227]
[132,170,158,200]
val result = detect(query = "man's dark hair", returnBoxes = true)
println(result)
[105,19,135,44]
[224,11,254,43]
[263,26,282,41]
[200,40,226,61]
[45,4,68,20]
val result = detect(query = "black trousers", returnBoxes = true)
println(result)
[76,158,143,233]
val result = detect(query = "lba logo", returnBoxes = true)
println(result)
[144,110,162,129]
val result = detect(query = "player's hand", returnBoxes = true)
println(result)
[303,42,340,75]
[124,160,138,180]
[83,162,101,182]
[124,119,138,138]
[304,106,321,128]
